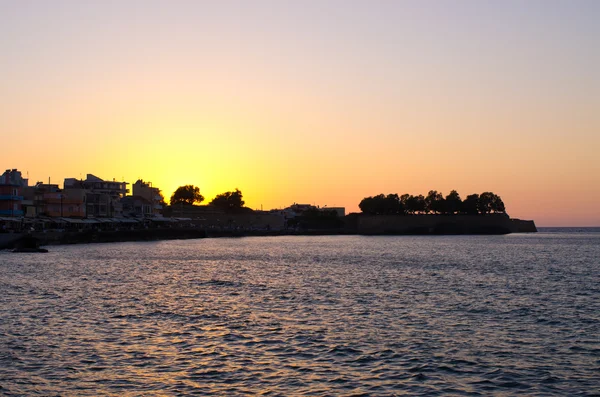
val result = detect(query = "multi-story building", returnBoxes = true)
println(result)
[1,169,28,187]
[64,174,129,217]
[121,195,152,217]
[21,183,60,217]
[0,169,26,217]
[43,189,86,218]
[0,185,23,217]
[132,179,163,215]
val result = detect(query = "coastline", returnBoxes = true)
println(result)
[1,216,537,250]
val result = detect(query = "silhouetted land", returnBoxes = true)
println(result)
[1,213,536,250]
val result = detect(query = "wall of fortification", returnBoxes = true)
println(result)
[510,219,538,233]
[357,214,519,234]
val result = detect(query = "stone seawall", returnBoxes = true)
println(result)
[510,219,538,233]
[357,214,536,235]
[30,228,208,246]
[2,215,538,249]
[0,233,25,249]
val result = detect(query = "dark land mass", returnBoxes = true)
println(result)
[1,214,536,250]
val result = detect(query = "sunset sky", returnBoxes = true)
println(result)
[1,0,598,226]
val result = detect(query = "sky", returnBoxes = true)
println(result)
[1,0,598,226]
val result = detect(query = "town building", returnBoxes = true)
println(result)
[21,183,60,217]
[0,185,23,217]
[1,169,28,187]
[281,203,317,218]
[121,195,152,217]
[0,169,26,217]
[64,174,129,217]
[43,189,86,218]
[279,203,345,218]
[132,179,163,215]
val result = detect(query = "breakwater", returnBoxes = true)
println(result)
[356,214,537,235]
[31,228,208,246]
[0,214,537,249]
[0,229,207,249]
[0,233,25,249]
[0,229,349,249]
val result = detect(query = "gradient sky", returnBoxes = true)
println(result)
[1,0,598,226]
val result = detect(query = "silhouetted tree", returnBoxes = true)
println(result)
[444,190,462,214]
[404,194,425,214]
[425,190,444,214]
[170,185,204,206]
[359,190,507,216]
[384,193,404,215]
[359,194,381,215]
[359,197,373,214]
[400,194,410,209]
[209,189,246,212]
[478,192,498,214]
[295,208,343,229]
[479,192,506,213]
[157,191,167,212]
[359,193,404,215]
[461,194,480,215]
[492,195,506,213]
[414,194,427,214]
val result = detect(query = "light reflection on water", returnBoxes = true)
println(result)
[1,233,599,396]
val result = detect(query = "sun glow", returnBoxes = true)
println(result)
[1,1,598,225]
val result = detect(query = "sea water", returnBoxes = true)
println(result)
[1,230,599,396]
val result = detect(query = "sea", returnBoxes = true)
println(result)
[1,228,599,396]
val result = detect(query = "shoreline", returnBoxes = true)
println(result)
[1,225,537,250]
[1,214,537,250]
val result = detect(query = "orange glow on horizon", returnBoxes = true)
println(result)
[1,2,598,226]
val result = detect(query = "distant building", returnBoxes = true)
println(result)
[64,174,129,217]
[283,203,317,218]
[1,169,28,187]
[0,169,26,216]
[132,180,162,215]
[320,207,345,217]
[21,182,60,217]
[121,195,152,217]
[280,203,345,218]
[0,185,23,217]
[43,189,86,218]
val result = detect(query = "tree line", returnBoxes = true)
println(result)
[170,185,250,212]
[359,190,506,215]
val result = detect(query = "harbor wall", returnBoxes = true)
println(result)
[0,233,25,249]
[30,228,207,246]
[187,212,285,230]
[510,219,538,233]
[357,214,536,235]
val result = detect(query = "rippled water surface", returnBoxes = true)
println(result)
[1,232,599,396]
